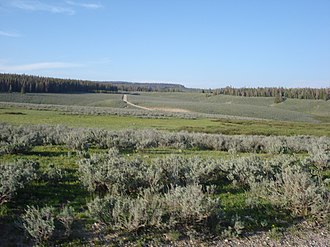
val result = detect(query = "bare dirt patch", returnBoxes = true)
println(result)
[149,107,191,113]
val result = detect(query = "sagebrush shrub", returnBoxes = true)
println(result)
[220,155,302,187]
[222,156,267,186]
[164,184,220,224]
[250,164,329,218]
[78,148,147,195]
[0,135,34,154]
[0,160,37,205]
[21,206,55,244]
[308,142,330,170]
[87,189,165,230]
[151,155,219,191]
[152,155,190,189]
[87,184,220,230]
[1,123,329,155]
[57,205,75,237]
[42,163,65,185]
[66,129,90,152]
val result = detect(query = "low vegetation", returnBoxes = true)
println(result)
[0,122,329,245]
[0,87,329,245]
[1,89,330,123]
[0,105,329,137]
[0,160,37,205]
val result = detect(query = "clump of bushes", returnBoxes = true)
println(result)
[78,148,148,195]
[0,134,37,154]
[80,151,221,232]
[21,206,55,244]
[0,160,37,205]
[57,205,75,237]
[1,123,329,155]
[87,184,220,231]
[220,155,300,187]
[308,140,330,170]
[20,205,75,245]
[41,163,66,185]
[0,123,329,243]
[2,143,328,242]
[164,184,219,224]
[88,189,165,230]
[78,150,221,195]
[249,160,330,219]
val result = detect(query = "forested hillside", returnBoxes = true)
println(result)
[109,81,187,92]
[1,74,329,100]
[0,74,186,93]
[211,86,330,100]
[0,74,118,93]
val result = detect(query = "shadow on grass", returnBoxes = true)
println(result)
[27,150,69,157]
[217,181,298,234]
[90,224,206,246]
[141,148,185,155]
[9,180,90,214]
[2,111,27,115]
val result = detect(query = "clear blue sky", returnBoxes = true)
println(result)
[0,0,329,88]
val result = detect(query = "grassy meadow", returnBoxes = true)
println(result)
[0,91,329,246]
[0,92,329,136]
[1,92,330,122]
[0,106,329,136]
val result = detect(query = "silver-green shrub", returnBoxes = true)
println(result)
[0,160,37,205]
[152,155,190,189]
[221,156,268,186]
[0,135,35,154]
[87,185,219,230]
[42,163,65,185]
[164,184,220,225]
[78,148,147,195]
[308,139,330,170]
[1,123,329,155]
[148,156,219,191]
[250,164,329,218]
[21,206,55,244]
[221,155,301,187]
[57,205,75,237]
[87,189,165,230]
[66,129,91,152]
[87,196,114,226]
[80,152,221,196]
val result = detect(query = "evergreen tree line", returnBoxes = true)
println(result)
[1,74,328,99]
[0,74,118,94]
[112,82,186,92]
[0,74,185,93]
[210,87,329,100]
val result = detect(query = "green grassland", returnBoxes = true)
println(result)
[1,92,329,122]
[1,140,328,245]
[0,145,310,245]
[0,92,125,107]
[0,91,329,245]
[0,92,329,136]
[127,92,330,122]
[0,107,329,136]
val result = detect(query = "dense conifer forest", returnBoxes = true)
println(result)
[0,73,329,100]
[211,86,329,100]
[0,73,118,93]
[0,74,185,93]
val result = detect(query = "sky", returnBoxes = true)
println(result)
[0,0,329,88]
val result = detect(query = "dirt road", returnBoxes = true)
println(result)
[123,94,153,111]
[122,94,190,113]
